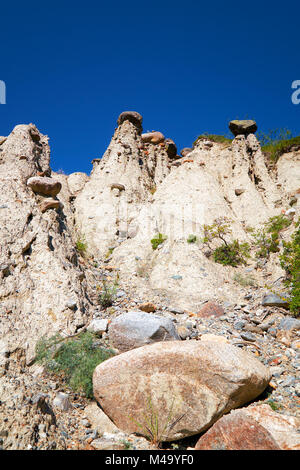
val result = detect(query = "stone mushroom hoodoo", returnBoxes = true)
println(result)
[73,110,179,257]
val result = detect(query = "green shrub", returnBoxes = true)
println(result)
[35,332,115,398]
[97,278,119,308]
[76,236,87,254]
[202,217,250,267]
[187,234,197,243]
[253,215,292,259]
[280,218,300,316]
[151,233,167,250]
[213,240,250,267]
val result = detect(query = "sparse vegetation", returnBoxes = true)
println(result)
[75,236,87,254]
[233,272,257,287]
[193,133,232,148]
[252,215,292,259]
[97,277,119,308]
[151,233,167,250]
[129,397,185,448]
[187,234,197,243]
[105,247,115,259]
[202,217,250,267]
[258,128,300,162]
[280,218,300,316]
[35,332,115,398]
[267,399,282,411]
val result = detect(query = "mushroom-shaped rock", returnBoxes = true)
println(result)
[27,176,62,197]
[117,111,143,129]
[229,120,257,137]
[141,131,165,144]
[180,147,193,158]
[165,138,177,158]
[93,340,271,441]
[40,198,63,213]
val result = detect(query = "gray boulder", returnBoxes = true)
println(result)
[108,311,180,352]
[261,293,290,308]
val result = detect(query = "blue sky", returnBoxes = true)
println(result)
[0,0,299,175]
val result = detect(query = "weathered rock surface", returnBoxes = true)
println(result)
[74,126,295,311]
[262,293,290,308]
[229,119,258,136]
[141,131,165,144]
[74,112,172,257]
[197,301,224,318]
[93,340,271,441]
[108,311,180,352]
[0,124,91,362]
[180,147,193,157]
[195,405,300,450]
[27,176,62,197]
[39,198,63,213]
[117,111,143,129]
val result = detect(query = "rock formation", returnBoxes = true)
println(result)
[0,113,299,451]
[93,339,271,441]
[0,124,91,363]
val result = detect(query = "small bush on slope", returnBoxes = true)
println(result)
[252,215,292,259]
[35,332,115,398]
[151,233,167,250]
[202,218,250,267]
[257,128,300,162]
[280,218,300,316]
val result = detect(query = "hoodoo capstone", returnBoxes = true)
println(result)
[117,111,143,130]
[229,119,258,136]
[141,131,165,144]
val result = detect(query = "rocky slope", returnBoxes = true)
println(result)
[0,114,299,451]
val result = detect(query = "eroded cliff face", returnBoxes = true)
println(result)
[0,115,299,357]
[71,115,299,310]
[0,125,91,362]
[73,117,173,257]
[0,115,300,451]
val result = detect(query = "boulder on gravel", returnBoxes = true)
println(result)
[93,340,271,441]
[108,311,179,352]
[195,405,300,450]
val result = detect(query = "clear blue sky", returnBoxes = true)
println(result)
[0,0,299,175]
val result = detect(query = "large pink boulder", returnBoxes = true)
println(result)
[93,340,271,441]
[195,405,300,450]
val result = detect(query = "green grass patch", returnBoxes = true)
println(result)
[151,233,167,250]
[257,129,300,162]
[35,332,115,398]
[75,236,87,254]
[187,234,197,244]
